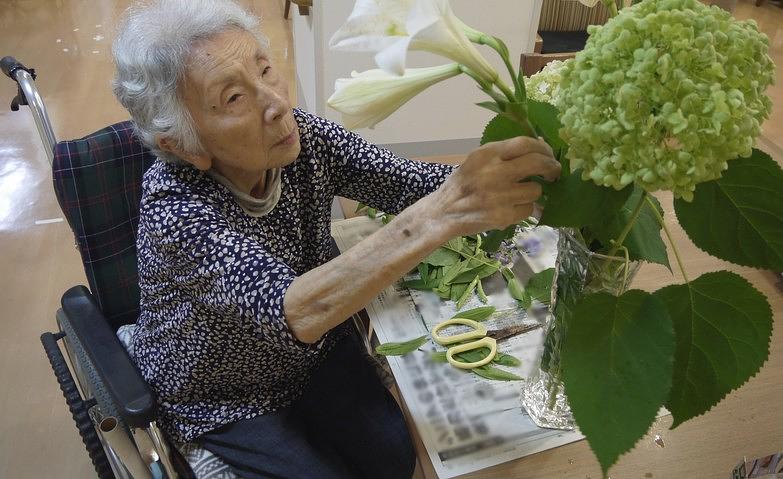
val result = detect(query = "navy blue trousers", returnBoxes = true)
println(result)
[197,333,416,479]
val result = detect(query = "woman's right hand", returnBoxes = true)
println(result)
[428,136,561,238]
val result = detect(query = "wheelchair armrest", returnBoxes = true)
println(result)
[61,285,157,428]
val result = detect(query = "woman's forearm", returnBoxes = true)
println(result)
[284,195,454,343]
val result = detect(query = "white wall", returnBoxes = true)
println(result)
[295,0,543,155]
[291,12,317,111]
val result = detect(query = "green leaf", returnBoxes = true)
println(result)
[674,149,783,271]
[527,98,567,153]
[427,267,441,288]
[375,336,429,356]
[450,282,469,302]
[472,365,522,381]
[516,68,527,102]
[456,276,479,309]
[355,202,366,213]
[367,207,377,219]
[491,35,510,59]
[452,261,500,283]
[442,260,469,284]
[430,351,448,363]
[525,268,555,304]
[502,267,533,308]
[417,263,430,283]
[653,271,773,428]
[401,278,430,291]
[453,347,493,364]
[476,279,489,303]
[446,237,469,255]
[590,187,670,269]
[451,305,496,321]
[476,101,504,115]
[481,114,525,145]
[493,351,521,367]
[562,290,675,474]
[480,224,516,253]
[539,170,633,227]
[423,247,460,267]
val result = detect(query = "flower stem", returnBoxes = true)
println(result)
[603,0,619,17]
[645,196,689,283]
[494,78,517,103]
[476,35,523,98]
[606,190,647,259]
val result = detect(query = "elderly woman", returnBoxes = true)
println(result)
[112,0,559,478]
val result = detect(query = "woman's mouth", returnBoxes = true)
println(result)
[275,130,297,147]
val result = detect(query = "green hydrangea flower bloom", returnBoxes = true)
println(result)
[525,59,569,105]
[557,0,774,200]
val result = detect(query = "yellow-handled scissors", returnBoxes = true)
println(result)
[431,318,541,369]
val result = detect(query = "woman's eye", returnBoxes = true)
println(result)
[228,93,242,104]
[262,66,271,76]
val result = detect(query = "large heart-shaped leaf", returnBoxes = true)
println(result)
[674,149,783,270]
[589,187,670,269]
[562,290,674,474]
[539,171,633,227]
[527,98,567,153]
[653,271,773,428]
[480,114,525,145]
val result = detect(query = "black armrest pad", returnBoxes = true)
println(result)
[61,285,157,428]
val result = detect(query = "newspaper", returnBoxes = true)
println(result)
[331,217,584,479]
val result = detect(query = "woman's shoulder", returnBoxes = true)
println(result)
[140,159,228,222]
[293,108,349,147]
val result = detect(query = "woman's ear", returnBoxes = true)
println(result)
[157,136,212,170]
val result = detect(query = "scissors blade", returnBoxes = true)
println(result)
[487,323,542,341]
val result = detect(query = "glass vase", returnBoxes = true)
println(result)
[520,228,641,430]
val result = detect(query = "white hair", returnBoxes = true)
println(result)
[112,0,269,163]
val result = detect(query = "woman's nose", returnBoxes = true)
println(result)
[261,88,287,124]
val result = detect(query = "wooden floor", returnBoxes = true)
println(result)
[0,1,781,478]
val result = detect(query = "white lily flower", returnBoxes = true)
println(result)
[327,63,461,130]
[330,0,497,84]
[329,0,414,52]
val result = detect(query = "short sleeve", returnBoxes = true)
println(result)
[145,193,316,353]
[302,111,457,215]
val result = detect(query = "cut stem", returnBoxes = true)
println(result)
[645,196,689,283]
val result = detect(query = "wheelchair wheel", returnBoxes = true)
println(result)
[41,332,115,479]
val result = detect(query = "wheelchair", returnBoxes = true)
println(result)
[2,55,377,479]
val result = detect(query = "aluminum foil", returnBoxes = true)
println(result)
[520,229,640,431]
[521,367,575,430]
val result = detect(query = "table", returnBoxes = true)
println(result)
[338,153,783,479]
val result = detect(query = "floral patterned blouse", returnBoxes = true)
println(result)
[132,109,456,443]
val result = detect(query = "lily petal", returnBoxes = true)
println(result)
[329,0,414,51]
[327,63,462,129]
[332,0,497,83]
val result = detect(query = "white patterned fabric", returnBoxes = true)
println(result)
[131,108,456,444]
[117,324,238,478]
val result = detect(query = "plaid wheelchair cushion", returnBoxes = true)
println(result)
[53,121,156,330]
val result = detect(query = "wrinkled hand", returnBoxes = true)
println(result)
[431,136,561,237]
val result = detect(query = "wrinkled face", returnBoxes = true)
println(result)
[169,28,300,195]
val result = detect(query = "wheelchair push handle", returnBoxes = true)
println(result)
[1,56,29,79]
[2,55,56,163]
